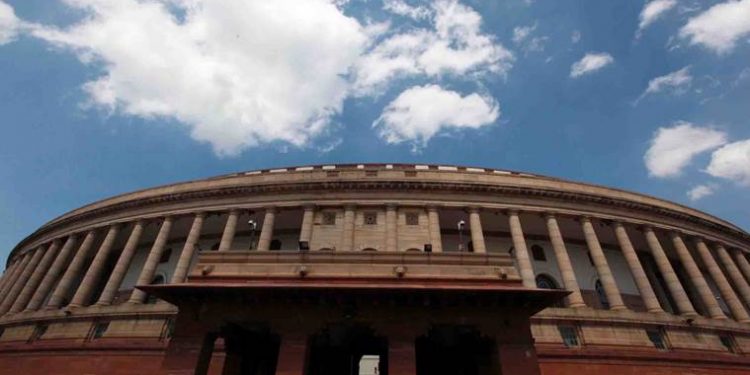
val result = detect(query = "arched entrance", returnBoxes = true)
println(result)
[415,325,499,375]
[306,323,388,375]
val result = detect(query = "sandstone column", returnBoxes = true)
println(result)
[171,213,205,283]
[257,207,277,251]
[732,249,750,283]
[218,209,239,252]
[0,247,43,314]
[715,244,750,308]
[545,213,585,308]
[341,205,355,251]
[299,205,315,246]
[508,210,535,288]
[670,232,725,319]
[0,254,30,303]
[468,207,487,254]
[129,217,174,304]
[385,204,398,252]
[47,230,97,309]
[68,224,122,307]
[693,238,750,322]
[95,221,145,306]
[643,227,696,316]
[613,222,663,313]
[26,235,79,311]
[581,217,626,310]
[0,261,19,297]
[9,240,62,313]
[427,206,443,253]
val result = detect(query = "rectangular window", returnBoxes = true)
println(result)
[91,322,109,340]
[159,248,172,264]
[28,324,48,343]
[160,318,175,341]
[531,245,547,261]
[406,212,419,226]
[646,329,667,350]
[364,212,377,225]
[322,212,336,225]
[558,325,580,348]
[720,334,738,354]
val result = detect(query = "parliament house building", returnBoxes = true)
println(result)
[1,164,750,375]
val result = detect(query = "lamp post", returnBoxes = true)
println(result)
[248,219,257,250]
[457,220,466,252]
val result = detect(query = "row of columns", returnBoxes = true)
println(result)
[2,206,750,325]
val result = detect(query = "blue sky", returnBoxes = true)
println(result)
[1,0,749,263]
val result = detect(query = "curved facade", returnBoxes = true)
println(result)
[1,163,750,375]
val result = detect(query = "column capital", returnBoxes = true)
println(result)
[343,203,357,210]
[385,203,399,210]
[506,208,520,216]
[543,211,557,220]
[265,206,277,213]
[426,205,440,212]
[467,206,481,214]
[302,204,316,211]
[193,211,206,219]
[579,215,592,223]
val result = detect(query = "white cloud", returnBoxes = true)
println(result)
[637,66,692,101]
[513,23,536,44]
[353,0,513,94]
[706,139,750,185]
[644,122,727,178]
[570,52,614,78]
[373,84,499,150]
[0,0,20,45]
[27,0,368,156]
[637,0,677,36]
[687,184,717,201]
[679,0,750,54]
[571,30,581,44]
[512,22,546,53]
[383,0,431,20]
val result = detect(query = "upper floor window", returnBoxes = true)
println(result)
[720,334,738,354]
[595,279,610,309]
[28,324,48,343]
[646,329,668,350]
[531,245,546,261]
[90,321,110,341]
[159,248,172,264]
[406,212,419,226]
[364,212,377,225]
[558,325,580,348]
[322,212,336,225]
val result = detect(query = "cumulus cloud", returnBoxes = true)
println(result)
[25,0,368,156]
[373,84,499,150]
[0,0,20,45]
[645,122,727,178]
[679,0,750,54]
[353,0,513,94]
[512,22,547,53]
[637,0,677,36]
[706,139,750,185]
[687,184,717,201]
[637,66,692,102]
[383,0,431,20]
[570,52,614,78]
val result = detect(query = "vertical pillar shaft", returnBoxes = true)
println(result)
[613,222,663,313]
[129,217,173,304]
[171,213,205,283]
[0,261,18,297]
[341,205,355,251]
[299,205,315,244]
[715,244,750,308]
[47,230,97,309]
[385,204,398,252]
[68,224,121,307]
[218,209,239,252]
[9,240,62,313]
[670,232,725,319]
[275,333,308,375]
[0,248,43,314]
[545,214,585,308]
[643,227,695,315]
[581,217,626,310]
[0,255,29,303]
[732,249,750,283]
[26,235,79,311]
[468,208,486,254]
[95,221,145,306]
[427,206,443,253]
[257,207,277,251]
[694,239,750,322]
[508,210,536,288]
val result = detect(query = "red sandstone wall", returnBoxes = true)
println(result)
[0,351,164,375]
[540,362,750,375]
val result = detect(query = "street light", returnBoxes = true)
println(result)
[457,220,466,252]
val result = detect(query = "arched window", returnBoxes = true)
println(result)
[146,274,166,304]
[318,247,334,251]
[405,248,421,252]
[269,239,282,250]
[362,248,378,252]
[595,279,610,309]
[536,274,565,307]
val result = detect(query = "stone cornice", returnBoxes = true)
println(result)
[9,178,750,262]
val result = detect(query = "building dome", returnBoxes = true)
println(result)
[1,163,750,375]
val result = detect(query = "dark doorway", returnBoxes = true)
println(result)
[416,325,499,375]
[221,325,280,375]
[306,323,388,375]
